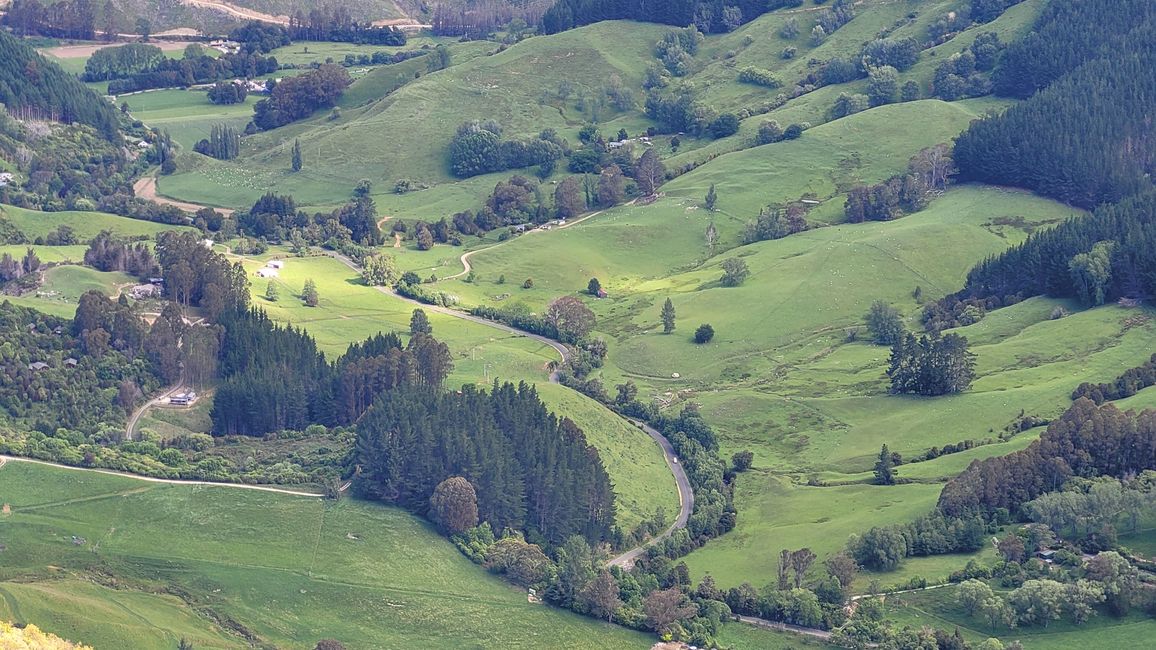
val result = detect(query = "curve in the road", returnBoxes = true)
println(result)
[124,381,184,441]
[0,454,324,498]
[319,243,695,566]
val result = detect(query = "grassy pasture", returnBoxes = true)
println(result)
[0,461,650,649]
[125,88,258,151]
[0,204,188,240]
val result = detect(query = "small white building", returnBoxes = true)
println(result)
[256,268,279,278]
[0,172,14,186]
[266,260,285,269]
[130,284,161,299]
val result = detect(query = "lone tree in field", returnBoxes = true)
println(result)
[706,220,718,255]
[634,148,666,196]
[866,300,904,345]
[694,323,715,344]
[291,138,302,172]
[720,257,749,287]
[410,308,432,335]
[428,476,479,535]
[732,450,754,472]
[555,176,585,218]
[661,298,676,334]
[874,444,895,485]
[314,640,346,650]
[705,183,718,211]
[264,281,278,302]
[302,278,319,307]
[587,277,602,296]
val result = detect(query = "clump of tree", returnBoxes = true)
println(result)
[737,67,780,88]
[844,144,955,222]
[720,258,749,287]
[354,382,614,547]
[83,231,158,279]
[194,124,241,160]
[694,323,715,344]
[742,205,807,243]
[208,81,249,105]
[865,301,904,345]
[661,298,676,334]
[887,332,976,396]
[449,121,564,179]
[252,65,352,131]
[1071,354,1156,405]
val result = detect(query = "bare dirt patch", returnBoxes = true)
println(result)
[43,40,198,58]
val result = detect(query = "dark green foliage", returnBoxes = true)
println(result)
[782,124,804,140]
[83,231,158,279]
[707,113,739,139]
[731,450,753,472]
[208,81,249,105]
[849,512,985,570]
[938,399,1156,518]
[211,310,454,436]
[0,30,119,138]
[229,21,291,54]
[291,139,302,171]
[873,444,895,485]
[661,298,676,334]
[286,9,407,46]
[193,124,241,161]
[887,333,976,396]
[737,67,780,88]
[970,0,1024,24]
[449,122,564,179]
[542,0,775,34]
[155,230,250,319]
[587,278,602,296]
[644,90,712,136]
[940,192,1156,315]
[720,258,749,287]
[865,300,904,345]
[956,1,1155,208]
[861,37,920,71]
[744,205,806,243]
[83,43,165,82]
[354,381,615,547]
[105,51,278,95]
[1072,354,1156,405]
[694,323,715,344]
[252,65,352,131]
[3,0,96,39]
[0,299,160,432]
[993,0,1147,98]
[410,308,432,335]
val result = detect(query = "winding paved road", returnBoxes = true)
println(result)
[318,241,696,567]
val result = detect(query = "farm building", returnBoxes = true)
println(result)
[0,172,14,186]
[256,268,279,278]
[130,284,161,299]
[169,391,197,406]
[267,260,285,269]
[27,361,49,371]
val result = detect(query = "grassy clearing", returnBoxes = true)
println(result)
[0,461,650,649]
[126,88,258,151]
[136,399,214,439]
[0,204,189,240]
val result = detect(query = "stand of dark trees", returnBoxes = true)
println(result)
[844,144,954,223]
[238,192,383,245]
[926,191,1156,331]
[1072,354,1156,405]
[938,399,1156,519]
[0,30,120,138]
[2,0,95,39]
[955,2,1155,208]
[83,231,158,279]
[849,511,987,571]
[432,0,549,38]
[887,333,976,397]
[992,0,1151,99]
[104,51,278,95]
[194,124,241,161]
[211,312,454,436]
[252,64,351,130]
[354,381,615,548]
[449,122,564,178]
[541,0,798,35]
[230,22,292,54]
[288,9,406,45]
[155,230,250,320]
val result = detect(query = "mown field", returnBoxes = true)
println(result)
[0,460,652,649]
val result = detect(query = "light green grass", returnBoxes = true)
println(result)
[4,265,135,316]
[0,461,650,649]
[126,89,258,151]
[0,204,189,241]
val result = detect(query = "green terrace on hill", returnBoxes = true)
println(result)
[0,204,189,241]
[0,461,650,649]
